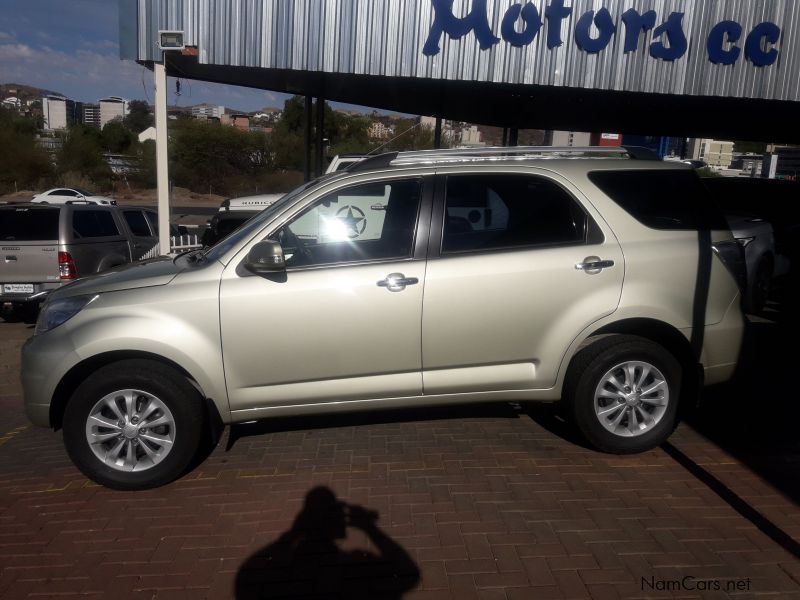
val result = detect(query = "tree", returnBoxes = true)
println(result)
[123,100,154,134]
[0,107,53,193]
[169,119,273,195]
[57,125,112,187]
[101,121,134,153]
[384,118,437,151]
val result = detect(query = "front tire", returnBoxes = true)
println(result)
[63,359,204,490]
[565,335,681,454]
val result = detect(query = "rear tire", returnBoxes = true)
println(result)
[63,359,204,490]
[564,335,681,454]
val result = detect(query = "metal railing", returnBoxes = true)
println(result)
[140,234,203,260]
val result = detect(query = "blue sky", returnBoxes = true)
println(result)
[0,0,385,113]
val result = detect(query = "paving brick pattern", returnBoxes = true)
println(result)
[0,321,798,599]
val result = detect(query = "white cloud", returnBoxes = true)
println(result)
[0,42,142,100]
[0,43,34,59]
[0,32,14,41]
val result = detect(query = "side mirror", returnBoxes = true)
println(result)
[244,240,285,274]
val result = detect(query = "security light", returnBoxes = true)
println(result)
[158,30,185,50]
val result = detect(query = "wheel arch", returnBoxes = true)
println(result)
[49,350,223,435]
[571,318,701,411]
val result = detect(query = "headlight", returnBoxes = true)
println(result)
[34,294,98,335]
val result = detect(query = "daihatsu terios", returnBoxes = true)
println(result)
[21,147,744,489]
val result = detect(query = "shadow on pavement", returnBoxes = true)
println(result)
[686,271,800,506]
[235,487,419,599]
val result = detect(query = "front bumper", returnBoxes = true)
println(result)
[21,330,77,428]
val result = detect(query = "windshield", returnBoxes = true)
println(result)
[202,177,330,264]
[73,188,96,196]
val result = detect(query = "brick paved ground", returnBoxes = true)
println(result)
[0,318,798,600]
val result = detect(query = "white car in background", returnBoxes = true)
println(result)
[32,188,116,205]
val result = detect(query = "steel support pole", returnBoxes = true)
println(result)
[509,127,519,146]
[154,62,170,255]
[502,128,508,146]
[434,117,442,149]
[303,95,313,182]
[315,97,324,177]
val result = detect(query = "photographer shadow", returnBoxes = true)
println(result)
[235,487,420,599]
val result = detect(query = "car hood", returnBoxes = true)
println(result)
[48,257,183,300]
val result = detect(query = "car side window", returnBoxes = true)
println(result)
[123,210,152,237]
[144,211,160,235]
[52,189,78,197]
[275,179,421,268]
[72,210,120,238]
[442,175,589,254]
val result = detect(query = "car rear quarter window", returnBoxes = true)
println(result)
[589,169,728,231]
[0,207,60,241]
[72,210,120,238]
[441,175,591,254]
[123,210,152,237]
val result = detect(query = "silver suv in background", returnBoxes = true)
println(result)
[21,147,744,489]
[0,204,158,321]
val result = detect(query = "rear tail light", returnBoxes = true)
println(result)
[711,240,747,291]
[58,251,78,280]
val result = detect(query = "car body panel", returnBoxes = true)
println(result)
[21,260,229,425]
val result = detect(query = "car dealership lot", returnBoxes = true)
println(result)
[0,320,798,599]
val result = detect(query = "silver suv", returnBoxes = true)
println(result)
[1,204,159,322]
[21,147,745,490]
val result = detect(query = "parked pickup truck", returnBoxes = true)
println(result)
[0,203,158,321]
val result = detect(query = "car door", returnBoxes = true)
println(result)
[421,170,624,394]
[122,209,158,260]
[219,176,432,417]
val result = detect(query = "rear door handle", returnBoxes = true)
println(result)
[575,257,615,272]
[377,273,419,292]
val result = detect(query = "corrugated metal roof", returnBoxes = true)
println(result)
[127,0,800,102]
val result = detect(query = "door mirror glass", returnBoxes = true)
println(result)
[244,240,285,273]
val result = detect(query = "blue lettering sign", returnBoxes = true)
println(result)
[621,9,657,53]
[544,0,572,49]
[745,22,781,67]
[501,3,542,47]
[650,12,688,61]
[422,0,499,56]
[575,8,616,53]
[421,1,782,69]
[707,21,742,65]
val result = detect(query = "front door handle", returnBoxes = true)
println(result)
[377,273,419,292]
[575,256,615,273]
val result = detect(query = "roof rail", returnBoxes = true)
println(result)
[388,145,658,166]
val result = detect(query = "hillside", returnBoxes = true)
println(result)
[0,83,64,102]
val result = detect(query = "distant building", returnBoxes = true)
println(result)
[2,97,22,110]
[191,103,225,119]
[693,138,735,168]
[42,94,80,130]
[99,96,129,127]
[458,125,483,146]
[368,121,392,140]
[730,153,763,177]
[222,113,250,130]
[550,131,592,147]
[82,103,101,128]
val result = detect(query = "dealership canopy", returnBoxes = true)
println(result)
[120,0,800,141]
